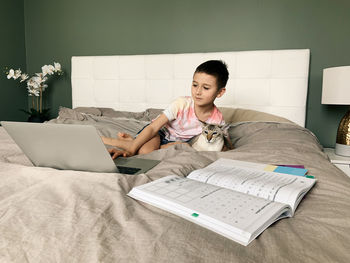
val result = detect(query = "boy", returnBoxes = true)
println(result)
[102,60,229,159]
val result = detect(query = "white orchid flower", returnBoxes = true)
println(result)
[32,76,41,83]
[48,64,55,73]
[54,62,61,72]
[14,69,22,79]
[35,72,46,79]
[42,65,55,76]
[7,69,15,79]
[27,86,40,96]
[41,65,48,76]
[34,73,47,83]
[27,77,40,89]
[35,72,42,79]
[5,61,62,103]
[20,74,29,82]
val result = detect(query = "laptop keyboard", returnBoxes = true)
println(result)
[116,166,141,175]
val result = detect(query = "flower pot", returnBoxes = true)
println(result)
[22,108,50,123]
[27,115,49,123]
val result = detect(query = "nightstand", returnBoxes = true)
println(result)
[324,148,350,177]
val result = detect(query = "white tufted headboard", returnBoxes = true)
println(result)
[71,49,310,126]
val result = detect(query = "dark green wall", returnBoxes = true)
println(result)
[0,0,27,121]
[4,0,350,147]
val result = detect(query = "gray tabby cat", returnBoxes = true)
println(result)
[189,122,232,151]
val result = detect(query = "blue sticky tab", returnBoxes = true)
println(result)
[274,166,308,176]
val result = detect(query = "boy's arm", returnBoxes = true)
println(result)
[129,113,169,154]
[110,113,169,158]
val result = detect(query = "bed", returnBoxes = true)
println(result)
[1,49,349,262]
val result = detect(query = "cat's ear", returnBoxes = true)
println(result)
[219,123,231,133]
[222,124,233,150]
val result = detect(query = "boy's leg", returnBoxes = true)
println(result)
[101,136,133,150]
[117,132,133,140]
[102,134,161,155]
[137,134,161,155]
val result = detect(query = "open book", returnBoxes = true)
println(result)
[128,158,316,246]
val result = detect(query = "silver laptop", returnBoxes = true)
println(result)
[1,121,160,174]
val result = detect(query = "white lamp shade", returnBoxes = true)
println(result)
[322,66,350,105]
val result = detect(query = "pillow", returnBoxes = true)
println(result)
[99,108,147,119]
[59,107,163,121]
[218,107,293,124]
[98,107,163,121]
[144,108,163,120]
[57,107,103,120]
[73,107,102,116]
[58,107,89,120]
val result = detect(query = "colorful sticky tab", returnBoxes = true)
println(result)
[264,164,308,176]
[273,166,308,176]
[264,165,278,172]
[277,164,305,169]
[191,213,199,217]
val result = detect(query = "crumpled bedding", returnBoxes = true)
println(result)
[0,108,349,263]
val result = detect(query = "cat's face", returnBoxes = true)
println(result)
[201,123,224,143]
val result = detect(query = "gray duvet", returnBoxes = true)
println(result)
[0,108,349,262]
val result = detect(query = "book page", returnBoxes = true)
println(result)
[128,175,289,246]
[187,158,316,211]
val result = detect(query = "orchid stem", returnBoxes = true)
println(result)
[40,87,42,113]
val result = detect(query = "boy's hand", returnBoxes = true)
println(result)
[108,148,134,159]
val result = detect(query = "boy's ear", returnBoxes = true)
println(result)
[216,88,226,98]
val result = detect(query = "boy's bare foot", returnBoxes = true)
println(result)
[117,132,133,141]
[101,136,116,146]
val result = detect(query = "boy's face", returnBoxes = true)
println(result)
[191,72,225,107]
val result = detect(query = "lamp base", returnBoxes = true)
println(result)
[335,143,350,157]
[335,108,350,157]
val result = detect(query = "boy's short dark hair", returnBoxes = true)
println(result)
[195,60,229,90]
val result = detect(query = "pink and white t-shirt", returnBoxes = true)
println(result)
[161,96,224,142]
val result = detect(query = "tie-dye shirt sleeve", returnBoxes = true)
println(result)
[161,96,224,142]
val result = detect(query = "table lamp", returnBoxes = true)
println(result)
[322,66,350,156]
